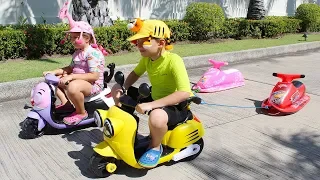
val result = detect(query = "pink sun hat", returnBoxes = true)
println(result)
[58,1,108,56]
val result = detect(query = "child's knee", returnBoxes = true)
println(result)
[66,82,79,95]
[149,109,168,128]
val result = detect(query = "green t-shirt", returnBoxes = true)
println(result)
[133,51,192,100]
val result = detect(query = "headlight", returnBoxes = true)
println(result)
[103,118,114,138]
[93,111,102,127]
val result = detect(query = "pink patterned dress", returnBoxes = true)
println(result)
[70,46,105,95]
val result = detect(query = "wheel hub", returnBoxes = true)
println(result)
[106,163,117,173]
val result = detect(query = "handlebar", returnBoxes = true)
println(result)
[120,94,202,115]
[208,59,228,69]
[272,73,305,82]
[44,73,60,85]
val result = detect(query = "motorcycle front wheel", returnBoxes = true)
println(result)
[89,152,118,178]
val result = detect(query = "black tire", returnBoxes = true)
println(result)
[89,153,117,178]
[20,118,45,139]
[181,138,204,162]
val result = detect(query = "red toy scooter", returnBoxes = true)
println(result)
[261,73,310,116]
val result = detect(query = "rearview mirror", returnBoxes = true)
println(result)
[114,71,124,86]
[138,83,151,97]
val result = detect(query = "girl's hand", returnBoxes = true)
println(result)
[60,75,73,85]
[43,71,54,76]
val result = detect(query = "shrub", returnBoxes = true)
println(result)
[0,30,26,60]
[184,2,225,40]
[237,17,301,38]
[0,20,191,60]
[295,3,320,32]
[24,24,73,59]
[220,18,243,38]
[164,20,190,41]
[94,23,133,53]
[0,15,310,61]
[265,16,301,33]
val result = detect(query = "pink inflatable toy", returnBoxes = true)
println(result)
[192,59,245,93]
[58,1,108,56]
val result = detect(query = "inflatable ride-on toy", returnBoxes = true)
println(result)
[261,73,310,116]
[192,59,245,93]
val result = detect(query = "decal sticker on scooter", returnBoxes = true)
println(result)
[292,95,309,109]
[270,90,286,105]
[277,84,288,88]
[290,91,300,103]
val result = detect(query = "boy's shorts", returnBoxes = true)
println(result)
[124,86,191,129]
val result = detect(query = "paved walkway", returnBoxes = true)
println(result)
[1,49,319,180]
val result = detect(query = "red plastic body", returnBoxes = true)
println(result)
[261,73,310,115]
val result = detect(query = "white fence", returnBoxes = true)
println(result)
[1,0,319,25]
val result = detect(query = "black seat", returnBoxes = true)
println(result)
[168,110,193,130]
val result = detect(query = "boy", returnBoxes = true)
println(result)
[111,19,192,168]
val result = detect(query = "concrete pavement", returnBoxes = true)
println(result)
[0,49,320,180]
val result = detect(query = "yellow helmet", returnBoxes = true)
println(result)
[127,18,173,50]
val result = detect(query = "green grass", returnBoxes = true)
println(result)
[1,33,319,83]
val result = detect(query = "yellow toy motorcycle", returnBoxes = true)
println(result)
[89,71,205,178]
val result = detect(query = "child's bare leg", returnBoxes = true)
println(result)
[65,80,92,115]
[56,75,70,105]
[148,109,168,149]
[111,84,123,106]
[138,109,168,168]
[56,86,68,105]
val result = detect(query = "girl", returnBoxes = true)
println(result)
[43,3,108,125]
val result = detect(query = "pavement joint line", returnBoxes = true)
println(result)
[306,92,320,96]
[298,123,320,131]
[205,114,260,129]
[244,78,275,86]
[245,78,320,96]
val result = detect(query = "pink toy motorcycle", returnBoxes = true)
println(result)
[192,59,245,93]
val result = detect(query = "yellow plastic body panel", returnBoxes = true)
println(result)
[165,120,205,149]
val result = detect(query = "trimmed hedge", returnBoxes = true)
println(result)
[0,30,26,60]
[164,20,190,41]
[0,2,318,60]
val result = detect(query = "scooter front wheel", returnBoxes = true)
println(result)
[89,152,118,178]
[20,118,45,139]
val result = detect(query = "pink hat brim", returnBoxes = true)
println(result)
[65,27,91,34]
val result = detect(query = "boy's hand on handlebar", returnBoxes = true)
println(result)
[135,103,152,115]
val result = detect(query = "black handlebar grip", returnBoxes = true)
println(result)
[272,73,277,77]
[300,75,305,78]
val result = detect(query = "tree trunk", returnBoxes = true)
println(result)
[71,0,113,27]
[247,0,266,20]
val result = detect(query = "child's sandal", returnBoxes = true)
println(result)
[138,145,163,168]
[63,111,88,125]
